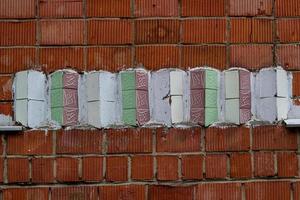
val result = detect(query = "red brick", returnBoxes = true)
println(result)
[205,154,227,179]
[0,159,4,183]
[107,128,152,154]
[0,48,36,73]
[0,102,13,117]
[7,130,52,155]
[135,45,179,70]
[276,0,300,17]
[252,126,298,150]
[106,156,128,182]
[293,182,300,200]
[230,153,252,179]
[88,20,132,45]
[32,158,54,183]
[196,183,242,200]
[245,181,290,200]
[99,185,145,200]
[157,156,178,181]
[7,158,29,183]
[230,18,273,43]
[182,19,226,43]
[0,0,35,18]
[56,129,102,154]
[135,0,178,17]
[277,45,300,70]
[230,45,273,70]
[182,0,225,16]
[51,186,98,200]
[0,21,36,46]
[182,45,226,70]
[277,19,300,43]
[293,72,300,97]
[82,157,103,182]
[182,155,203,180]
[40,20,84,45]
[87,0,131,17]
[229,0,273,16]
[39,0,83,18]
[149,185,194,200]
[135,19,180,44]
[277,152,298,177]
[0,75,12,100]
[254,152,275,177]
[131,155,153,180]
[156,128,201,152]
[39,47,84,73]
[87,47,132,72]
[3,188,49,200]
[205,127,250,152]
[56,157,79,182]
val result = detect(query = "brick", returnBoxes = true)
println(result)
[182,19,226,43]
[39,0,83,18]
[149,185,194,200]
[252,126,298,150]
[230,18,273,43]
[196,183,242,200]
[135,0,178,17]
[277,45,300,70]
[107,128,152,153]
[40,20,84,45]
[229,0,273,16]
[254,152,275,177]
[230,153,252,179]
[56,129,102,154]
[7,130,52,155]
[277,152,298,177]
[0,0,35,18]
[99,185,145,200]
[87,47,132,72]
[277,19,300,43]
[131,155,154,180]
[182,155,203,180]
[3,188,49,200]
[39,47,84,72]
[182,0,225,16]
[7,158,29,183]
[135,19,180,44]
[293,182,300,200]
[51,186,98,200]
[56,157,79,182]
[0,21,36,46]
[205,154,227,179]
[182,45,226,70]
[156,128,201,152]
[87,0,130,17]
[135,46,179,70]
[0,48,36,73]
[245,181,290,200]
[0,102,12,116]
[0,75,12,100]
[205,127,250,151]
[82,157,103,182]
[106,156,128,182]
[0,159,4,182]
[88,20,132,45]
[276,0,300,17]
[32,158,54,183]
[157,156,178,181]
[230,45,273,70]
[293,72,300,97]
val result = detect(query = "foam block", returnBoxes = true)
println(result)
[205,89,218,108]
[136,71,148,90]
[121,71,135,91]
[63,72,78,89]
[123,109,136,126]
[257,97,277,122]
[205,107,218,127]
[190,89,204,109]
[225,99,240,124]
[240,108,251,124]
[136,90,149,109]
[258,69,276,98]
[276,69,289,98]
[51,71,63,89]
[240,89,251,109]
[225,70,239,99]
[86,72,100,101]
[171,96,184,124]
[170,71,184,95]
[277,97,289,120]
[137,109,150,125]
[122,90,136,109]
[190,108,205,124]
[239,70,251,91]
[205,70,218,89]
[190,70,205,89]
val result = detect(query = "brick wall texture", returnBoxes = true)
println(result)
[1,0,300,199]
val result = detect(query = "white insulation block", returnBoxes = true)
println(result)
[225,70,239,99]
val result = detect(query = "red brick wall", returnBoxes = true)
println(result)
[1,0,300,199]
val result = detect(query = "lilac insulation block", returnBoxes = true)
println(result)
[190,89,204,109]
[190,108,205,124]
[63,72,79,89]
[63,89,78,108]
[136,90,149,110]
[136,71,148,90]
[137,109,150,125]
[190,70,205,90]
[240,89,251,109]
[63,107,78,125]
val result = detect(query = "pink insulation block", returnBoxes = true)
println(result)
[239,70,250,91]
[136,90,149,109]
[63,72,79,89]
[63,89,78,108]
[63,107,78,125]
[190,89,205,109]
[137,109,150,125]
[240,109,251,124]
[190,70,205,89]
[240,89,251,109]
[136,71,148,90]
[190,108,205,124]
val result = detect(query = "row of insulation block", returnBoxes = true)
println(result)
[12,67,294,128]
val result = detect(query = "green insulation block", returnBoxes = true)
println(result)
[122,90,136,109]
[51,71,63,89]
[205,107,218,127]
[205,69,218,89]
[205,89,218,108]
[123,109,136,126]
[51,107,63,124]
[121,71,136,91]
[51,89,63,108]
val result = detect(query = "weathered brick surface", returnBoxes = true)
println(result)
[254,152,275,177]
[205,154,227,179]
